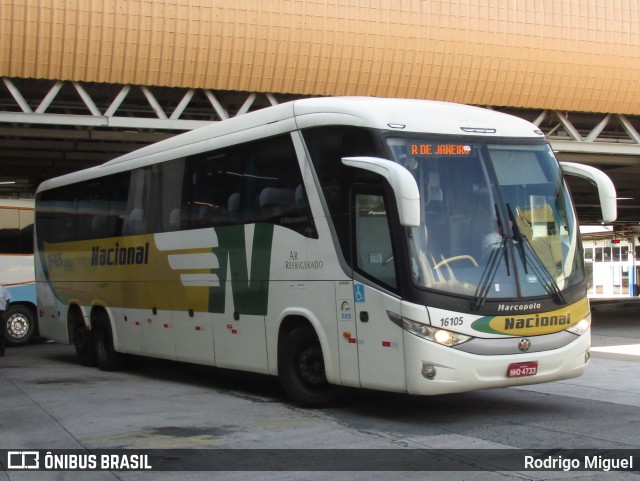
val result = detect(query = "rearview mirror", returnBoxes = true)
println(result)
[342,157,420,227]
[560,162,617,223]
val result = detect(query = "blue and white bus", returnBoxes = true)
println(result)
[0,198,38,344]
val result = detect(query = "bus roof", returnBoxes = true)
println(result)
[291,97,543,138]
[37,97,544,193]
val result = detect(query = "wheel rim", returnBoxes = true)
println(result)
[7,314,29,340]
[295,345,327,389]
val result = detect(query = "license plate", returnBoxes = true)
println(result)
[507,361,538,378]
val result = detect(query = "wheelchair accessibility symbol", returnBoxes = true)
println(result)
[354,284,365,303]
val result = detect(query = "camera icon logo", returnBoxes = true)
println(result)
[7,451,40,469]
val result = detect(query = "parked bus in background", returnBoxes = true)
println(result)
[0,198,38,345]
[34,97,616,406]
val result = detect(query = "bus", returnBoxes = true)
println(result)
[0,198,38,345]
[34,97,616,406]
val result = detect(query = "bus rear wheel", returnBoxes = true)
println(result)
[4,305,36,345]
[72,317,95,367]
[93,315,126,371]
[278,325,346,407]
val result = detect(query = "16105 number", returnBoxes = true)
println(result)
[439,317,464,327]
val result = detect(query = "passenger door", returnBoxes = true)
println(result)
[351,189,407,392]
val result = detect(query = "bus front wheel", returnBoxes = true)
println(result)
[4,305,36,345]
[278,325,346,407]
[93,315,126,371]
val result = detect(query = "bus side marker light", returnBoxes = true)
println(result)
[343,332,357,343]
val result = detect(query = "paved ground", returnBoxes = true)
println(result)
[0,299,638,480]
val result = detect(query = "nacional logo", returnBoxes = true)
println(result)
[471,298,589,336]
[91,242,149,266]
[504,313,571,331]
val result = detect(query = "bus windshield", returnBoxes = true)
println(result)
[386,138,584,302]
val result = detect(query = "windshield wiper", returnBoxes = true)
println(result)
[519,234,567,305]
[506,204,566,305]
[506,204,527,274]
[472,237,508,311]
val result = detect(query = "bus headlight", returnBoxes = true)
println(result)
[387,311,471,347]
[406,320,471,347]
[566,314,591,336]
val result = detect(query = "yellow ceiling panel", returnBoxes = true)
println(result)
[2,0,640,114]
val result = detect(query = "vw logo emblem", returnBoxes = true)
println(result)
[518,338,531,352]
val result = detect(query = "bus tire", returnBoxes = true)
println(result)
[93,315,126,371]
[278,325,346,407]
[4,305,36,345]
[72,317,95,367]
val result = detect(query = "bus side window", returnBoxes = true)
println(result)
[258,187,295,218]
[157,158,185,232]
[249,135,317,238]
[302,126,380,263]
[182,148,243,229]
[354,193,397,289]
[0,208,20,253]
[17,208,34,254]
[122,168,150,236]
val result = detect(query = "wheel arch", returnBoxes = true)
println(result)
[90,304,126,371]
[66,303,121,352]
[8,300,36,314]
[276,309,339,384]
[89,304,120,348]
[66,303,90,345]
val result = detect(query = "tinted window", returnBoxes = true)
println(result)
[78,172,130,239]
[0,206,33,254]
[37,134,317,243]
[355,193,397,288]
[302,126,380,263]
[37,172,132,243]
[182,135,316,237]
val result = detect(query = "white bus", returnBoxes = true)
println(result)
[34,97,616,406]
[0,198,38,345]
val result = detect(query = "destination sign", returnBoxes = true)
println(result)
[410,144,472,156]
